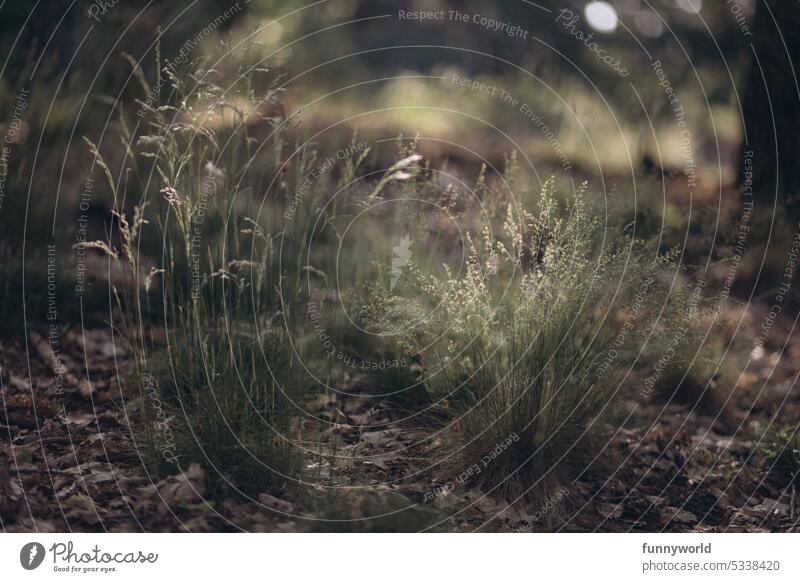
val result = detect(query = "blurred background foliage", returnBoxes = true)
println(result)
[0,0,769,330]
[1,0,756,172]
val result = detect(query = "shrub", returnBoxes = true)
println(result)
[359,177,700,504]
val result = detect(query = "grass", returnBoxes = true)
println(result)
[358,175,706,503]
[0,1,792,536]
[67,39,714,519]
[763,424,800,486]
[77,42,311,498]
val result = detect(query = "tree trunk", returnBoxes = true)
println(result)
[740,0,800,220]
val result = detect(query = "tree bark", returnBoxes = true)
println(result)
[740,0,800,220]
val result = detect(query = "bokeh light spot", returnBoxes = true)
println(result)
[584,2,619,33]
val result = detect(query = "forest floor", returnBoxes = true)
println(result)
[2,296,799,533]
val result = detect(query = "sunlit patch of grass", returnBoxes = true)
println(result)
[360,174,702,505]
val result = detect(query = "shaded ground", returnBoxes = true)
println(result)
[1,301,799,532]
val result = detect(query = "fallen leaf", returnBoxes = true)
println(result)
[597,502,623,519]
[258,493,294,514]
[152,463,205,505]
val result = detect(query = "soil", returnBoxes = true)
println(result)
[1,301,798,532]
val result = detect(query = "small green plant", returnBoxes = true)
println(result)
[763,424,800,485]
